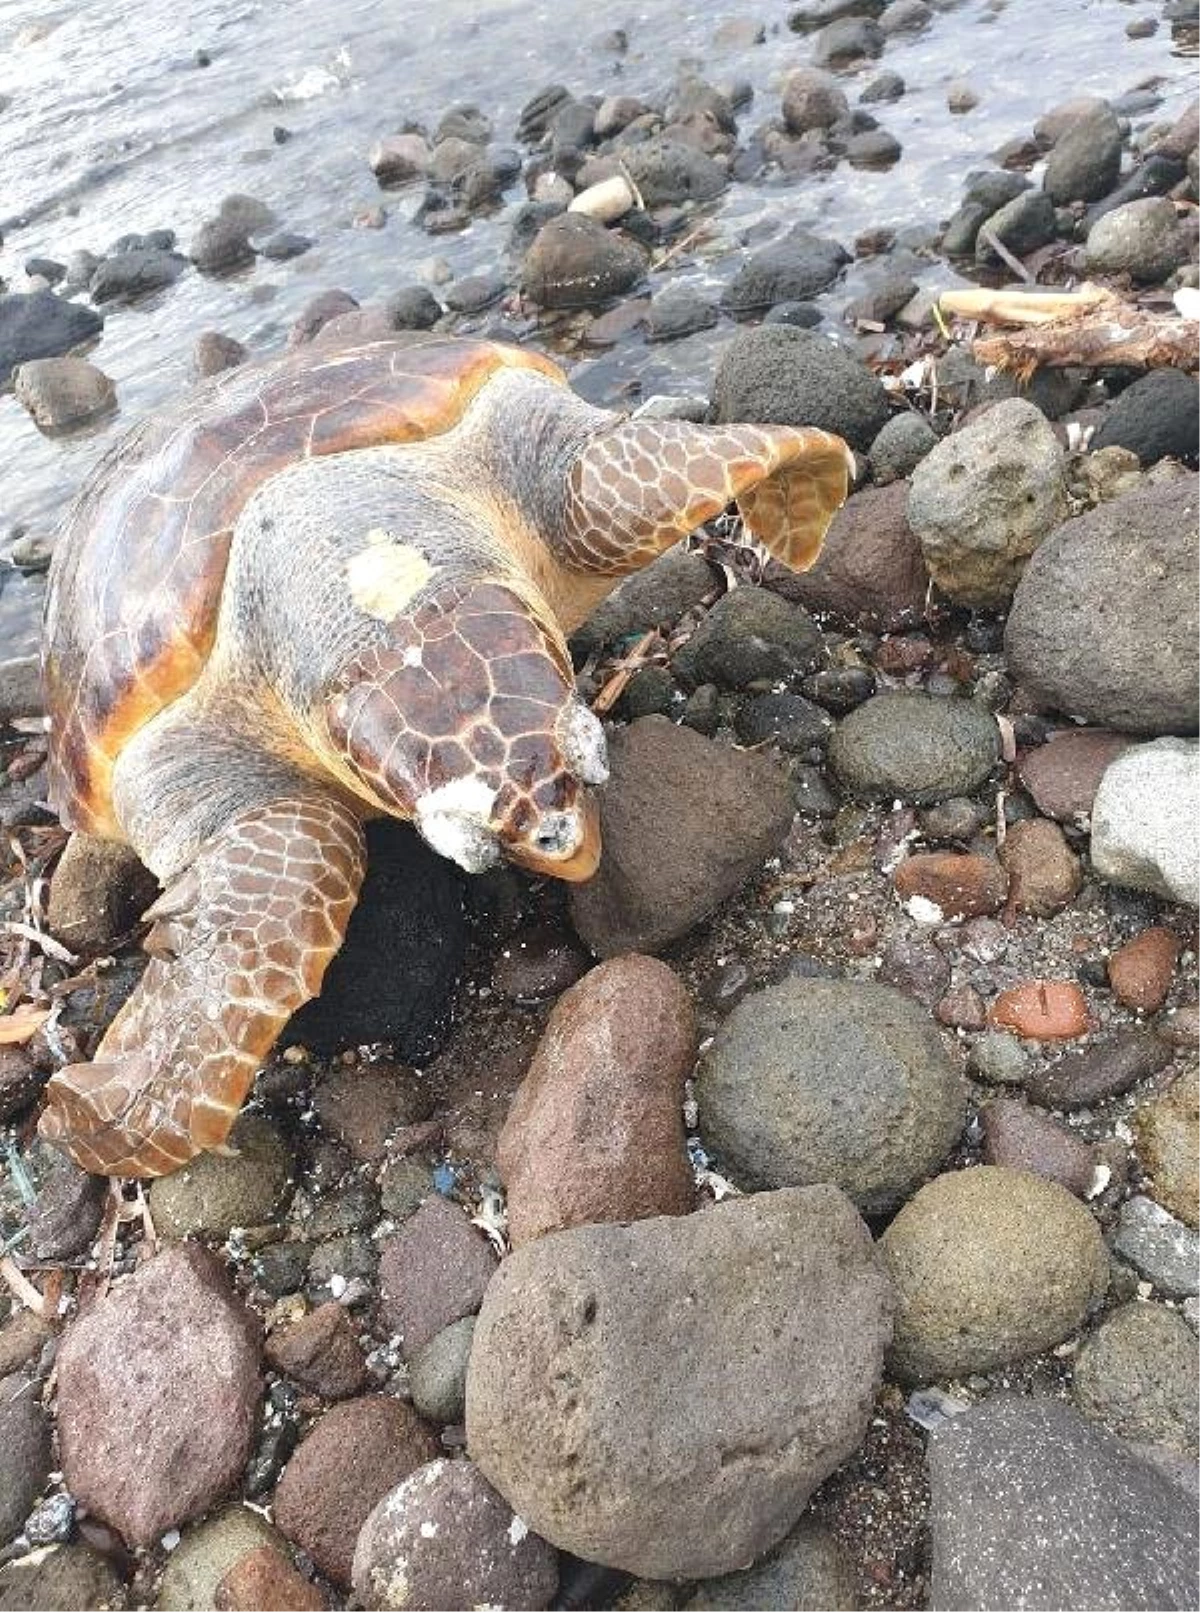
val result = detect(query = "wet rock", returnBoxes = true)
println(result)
[1091,739,1199,904]
[0,655,44,724]
[384,285,443,329]
[521,215,646,309]
[498,956,696,1245]
[148,1112,293,1238]
[369,132,431,185]
[1018,729,1133,823]
[1074,1301,1198,1450]
[90,246,186,302]
[0,1544,125,1611]
[47,834,158,952]
[0,289,104,386]
[1133,1068,1198,1228]
[568,717,794,956]
[408,1316,475,1424]
[980,1099,1096,1195]
[947,81,979,114]
[467,1186,892,1579]
[13,356,116,430]
[927,1394,1198,1611]
[672,587,823,688]
[622,138,727,205]
[845,274,918,327]
[1093,370,1199,469]
[57,1244,261,1546]
[353,1458,559,1611]
[155,1505,285,1611]
[379,1157,435,1221]
[193,330,247,377]
[908,399,1067,608]
[975,190,1057,263]
[305,1234,378,1304]
[734,691,833,751]
[880,0,929,29]
[781,68,849,132]
[287,288,360,345]
[867,412,937,483]
[1027,1028,1171,1109]
[711,324,889,452]
[273,1396,440,1588]
[811,16,885,68]
[790,0,885,26]
[214,1544,324,1612]
[803,664,876,714]
[492,924,589,1002]
[647,285,719,341]
[829,691,999,803]
[516,84,572,144]
[989,980,1091,1041]
[1112,1196,1199,1299]
[379,1196,497,1356]
[1007,479,1199,735]
[881,1166,1108,1380]
[259,230,312,262]
[189,214,254,274]
[1108,926,1181,1013]
[684,1515,856,1609]
[846,127,902,168]
[861,69,905,103]
[1086,197,1189,283]
[894,851,1008,920]
[722,227,850,316]
[1043,101,1124,203]
[0,1375,52,1546]
[265,1302,369,1400]
[1000,817,1082,915]
[699,978,963,1213]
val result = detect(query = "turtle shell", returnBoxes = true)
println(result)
[43,336,565,835]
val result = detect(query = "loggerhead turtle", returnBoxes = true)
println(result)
[38,335,853,1178]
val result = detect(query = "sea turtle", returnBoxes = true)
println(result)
[38,335,852,1178]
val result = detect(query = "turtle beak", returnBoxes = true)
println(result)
[506,796,601,882]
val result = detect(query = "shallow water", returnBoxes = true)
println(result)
[0,0,1191,656]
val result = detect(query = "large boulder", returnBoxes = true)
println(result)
[1005,477,1198,735]
[697,979,964,1214]
[467,1187,893,1579]
[711,325,890,452]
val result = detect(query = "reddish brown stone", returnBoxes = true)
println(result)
[215,1544,326,1611]
[989,981,1092,1041]
[894,852,1008,920]
[1000,818,1082,917]
[1026,1029,1172,1109]
[492,924,591,1003]
[1017,730,1132,823]
[265,1303,369,1400]
[312,1064,434,1163]
[497,956,698,1247]
[379,1197,497,1358]
[273,1396,439,1588]
[935,984,988,1030]
[981,1099,1097,1196]
[1108,927,1182,1015]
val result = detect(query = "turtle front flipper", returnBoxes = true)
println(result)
[39,794,365,1178]
[560,418,855,576]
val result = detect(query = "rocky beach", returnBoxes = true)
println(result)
[1,0,1199,1607]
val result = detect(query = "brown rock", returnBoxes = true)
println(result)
[569,717,795,958]
[47,834,159,952]
[981,1099,1097,1195]
[1000,818,1082,916]
[1017,730,1133,823]
[287,289,360,346]
[1133,1068,1199,1228]
[936,984,988,1030]
[498,956,697,1246]
[766,483,931,631]
[193,331,247,378]
[56,1244,262,1547]
[893,851,1008,919]
[492,924,590,1003]
[312,1064,433,1163]
[265,1303,369,1399]
[1108,927,1182,1014]
[215,1544,326,1612]
[1026,1028,1173,1108]
[0,1047,43,1122]
[989,981,1092,1042]
[273,1396,439,1588]
[0,1310,53,1380]
[379,1197,497,1357]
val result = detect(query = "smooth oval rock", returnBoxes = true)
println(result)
[148,1113,293,1238]
[521,214,646,309]
[467,1187,892,1580]
[1108,926,1181,1014]
[893,852,1008,921]
[1091,739,1200,906]
[1074,1301,1198,1451]
[989,980,1091,1041]
[1026,1028,1171,1109]
[999,817,1082,916]
[829,691,999,803]
[1085,197,1189,283]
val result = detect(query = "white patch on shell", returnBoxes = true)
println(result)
[345,529,436,622]
[416,775,501,874]
[558,702,608,784]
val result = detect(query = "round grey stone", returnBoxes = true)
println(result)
[1074,1301,1198,1450]
[1086,198,1189,284]
[408,1316,475,1424]
[868,412,938,484]
[149,1113,294,1238]
[828,691,1000,803]
[685,1515,857,1608]
[1111,1197,1199,1300]
[711,325,890,452]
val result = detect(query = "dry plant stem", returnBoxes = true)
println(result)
[592,629,663,715]
[974,310,1199,376]
[0,1254,48,1315]
[938,285,1113,325]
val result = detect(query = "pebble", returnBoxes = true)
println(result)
[312,1063,434,1164]
[352,1459,559,1611]
[894,851,1008,920]
[520,214,646,309]
[264,1302,369,1400]
[881,1166,1109,1380]
[861,69,905,103]
[1107,926,1181,1013]
[908,400,1067,608]
[999,817,1082,916]
[721,226,850,315]
[980,1099,1097,1195]
[148,1113,294,1238]
[1073,1301,1198,1451]
[1091,739,1199,906]
[273,1396,440,1588]
[671,591,823,690]
[867,412,938,484]
[711,325,890,452]
[193,330,248,377]
[698,978,964,1214]
[1093,369,1200,469]
[0,1375,52,1547]
[734,691,833,751]
[467,1186,891,1579]
[0,1544,125,1612]
[0,1310,53,1380]
[384,285,443,329]
[0,289,104,387]
[1112,1196,1199,1299]
[378,1196,497,1357]
[379,1156,435,1222]
[498,955,696,1245]
[926,1395,1198,1611]
[408,1316,475,1424]
[1026,1027,1172,1108]
[1085,197,1189,283]
[569,716,795,957]
[829,690,999,803]
[491,923,588,1002]
[214,1543,325,1612]
[57,1245,261,1546]
[967,1029,1034,1086]
[1017,729,1132,823]
[947,80,979,114]
[771,482,930,630]
[989,980,1091,1041]
[13,357,116,431]
[1133,1068,1198,1228]
[154,1504,281,1611]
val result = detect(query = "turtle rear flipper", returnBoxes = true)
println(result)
[39,793,365,1178]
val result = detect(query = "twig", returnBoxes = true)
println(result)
[977,228,1034,283]
[592,630,662,716]
[1,921,78,967]
[651,222,710,273]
